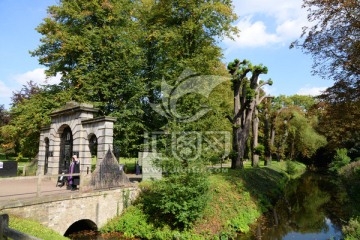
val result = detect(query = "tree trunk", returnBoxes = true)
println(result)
[264,104,271,166]
[252,95,260,167]
[236,101,255,162]
[231,81,242,169]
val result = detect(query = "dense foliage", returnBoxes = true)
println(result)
[34,0,236,155]
[101,161,304,239]
[141,171,210,229]
[292,0,359,85]
[0,83,70,156]
[1,0,237,158]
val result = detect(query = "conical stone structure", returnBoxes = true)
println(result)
[91,148,129,189]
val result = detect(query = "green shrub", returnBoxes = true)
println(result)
[329,148,351,174]
[286,160,296,175]
[253,144,265,156]
[101,205,204,240]
[101,206,154,239]
[343,217,360,240]
[142,171,210,230]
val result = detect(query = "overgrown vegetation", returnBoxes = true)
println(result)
[335,153,360,239]
[329,148,352,174]
[101,161,306,239]
[343,217,360,240]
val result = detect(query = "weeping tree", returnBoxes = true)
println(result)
[226,59,272,169]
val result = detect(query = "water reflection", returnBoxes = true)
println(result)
[249,172,346,240]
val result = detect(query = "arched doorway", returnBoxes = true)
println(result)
[44,138,49,175]
[89,134,98,172]
[59,126,73,174]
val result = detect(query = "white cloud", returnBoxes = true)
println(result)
[276,17,306,40]
[0,81,12,98]
[297,86,327,96]
[13,68,61,86]
[233,0,304,22]
[0,81,13,109]
[225,0,308,48]
[224,16,280,48]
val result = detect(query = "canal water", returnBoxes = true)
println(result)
[244,172,351,240]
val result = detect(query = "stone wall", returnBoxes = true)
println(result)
[0,187,139,235]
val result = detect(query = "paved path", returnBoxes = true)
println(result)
[0,174,142,204]
[0,177,71,204]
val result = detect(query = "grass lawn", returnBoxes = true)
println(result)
[91,156,137,173]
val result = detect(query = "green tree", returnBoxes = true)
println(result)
[1,83,70,157]
[287,111,327,160]
[329,148,351,174]
[316,85,360,159]
[268,95,326,161]
[31,0,238,157]
[292,0,359,85]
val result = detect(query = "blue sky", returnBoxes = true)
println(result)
[0,0,333,109]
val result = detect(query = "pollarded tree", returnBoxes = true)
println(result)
[227,59,272,169]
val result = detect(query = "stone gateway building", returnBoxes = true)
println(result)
[37,102,116,176]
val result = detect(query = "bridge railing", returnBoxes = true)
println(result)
[0,173,84,200]
[1,171,133,200]
[0,214,40,240]
[36,173,84,196]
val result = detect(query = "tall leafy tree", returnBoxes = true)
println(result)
[0,105,10,155]
[269,95,326,162]
[292,0,359,86]
[31,0,238,157]
[292,0,360,161]
[316,86,360,159]
[1,84,71,157]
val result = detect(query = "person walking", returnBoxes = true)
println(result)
[68,155,80,190]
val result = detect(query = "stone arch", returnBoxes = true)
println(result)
[63,219,97,237]
[38,102,116,175]
[88,133,98,171]
[58,124,73,174]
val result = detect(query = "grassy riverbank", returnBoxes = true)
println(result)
[5,160,306,239]
[8,215,69,240]
[101,160,306,239]
[338,160,360,240]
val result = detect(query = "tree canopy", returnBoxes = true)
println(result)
[292,0,359,86]
[2,0,238,158]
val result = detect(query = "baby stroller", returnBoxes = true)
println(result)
[56,169,68,187]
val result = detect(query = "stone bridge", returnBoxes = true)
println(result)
[0,186,139,236]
